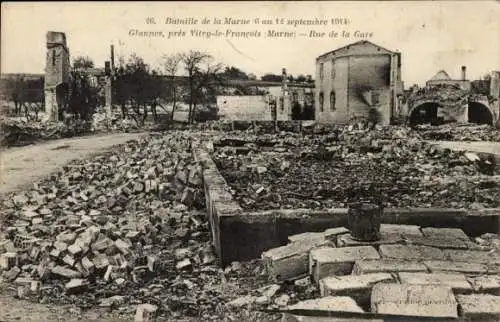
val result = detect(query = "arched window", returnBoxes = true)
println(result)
[330,91,336,111]
[52,50,56,66]
[331,61,336,79]
[319,63,324,81]
[319,92,324,112]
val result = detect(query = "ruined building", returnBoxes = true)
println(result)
[315,40,403,125]
[406,67,499,126]
[216,68,314,121]
[44,31,70,121]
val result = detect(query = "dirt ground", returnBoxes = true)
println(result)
[429,140,500,155]
[0,132,145,197]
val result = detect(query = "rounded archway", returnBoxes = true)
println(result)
[468,102,493,125]
[408,102,441,126]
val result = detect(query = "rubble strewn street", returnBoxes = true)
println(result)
[0,132,277,321]
[212,126,500,210]
[1,125,499,321]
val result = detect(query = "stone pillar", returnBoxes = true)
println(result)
[104,77,112,117]
[44,88,58,121]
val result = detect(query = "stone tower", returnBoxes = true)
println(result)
[44,31,70,121]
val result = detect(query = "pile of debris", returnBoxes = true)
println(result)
[253,225,500,321]
[415,124,500,141]
[213,129,500,210]
[0,133,265,320]
[0,118,94,147]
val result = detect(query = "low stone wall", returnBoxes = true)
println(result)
[194,139,500,267]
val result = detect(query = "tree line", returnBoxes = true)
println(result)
[2,51,315,124]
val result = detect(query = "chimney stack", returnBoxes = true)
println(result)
[110,45,115,72]
[461,66,467,80]
[282,68,288,92]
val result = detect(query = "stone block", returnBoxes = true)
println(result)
[320,273,393,303]
[50,265,81,278]
[285,296,364,314]
[287,227,349,243]
[92,255,110,270]
[65,278,89,293]
[379,224,423,238]
[406,236,470,249]
[467,275,500,294]
[352,259,427,275]
[457,294,500,320]
[443,249,500,265]
[336,233,399,247]
[0,252,18,269]
[398,272,472,293]
[91,237,113,252]
[262,239,332,281]
[379,245,444,261]
[423,260,489,275]
[2,266,21,281]
[114,239,131,255]
[309,246,380,283]
[134,303,159,322]
[422,227,470,241]
[62,254,76,267]
[371,283,458,318]
[67,244,82,256]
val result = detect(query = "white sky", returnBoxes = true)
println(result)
[1,1,499,86]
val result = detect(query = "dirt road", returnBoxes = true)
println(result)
[0,132,145,197]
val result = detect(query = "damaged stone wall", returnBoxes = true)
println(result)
[44,31,70,122]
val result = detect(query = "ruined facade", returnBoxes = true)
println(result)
[407,67,499,126]
[44,31,70,121]
[216,68,314,121]
[314,40,403,125]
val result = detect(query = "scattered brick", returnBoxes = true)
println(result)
[2,266,21,281]
[50,266,81,278]
[134,303,158,322]
[309,246,380,283]
[65,278,89,293]
[0,252,18,269]
[371,283,458,318]
[262,239,332,282]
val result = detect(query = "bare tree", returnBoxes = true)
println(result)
[162,53,183,121]
[191,62,225,122]
[181,50,211,123]
[72,56,95,70]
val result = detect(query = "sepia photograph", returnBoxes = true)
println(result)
[1,1,499,321]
